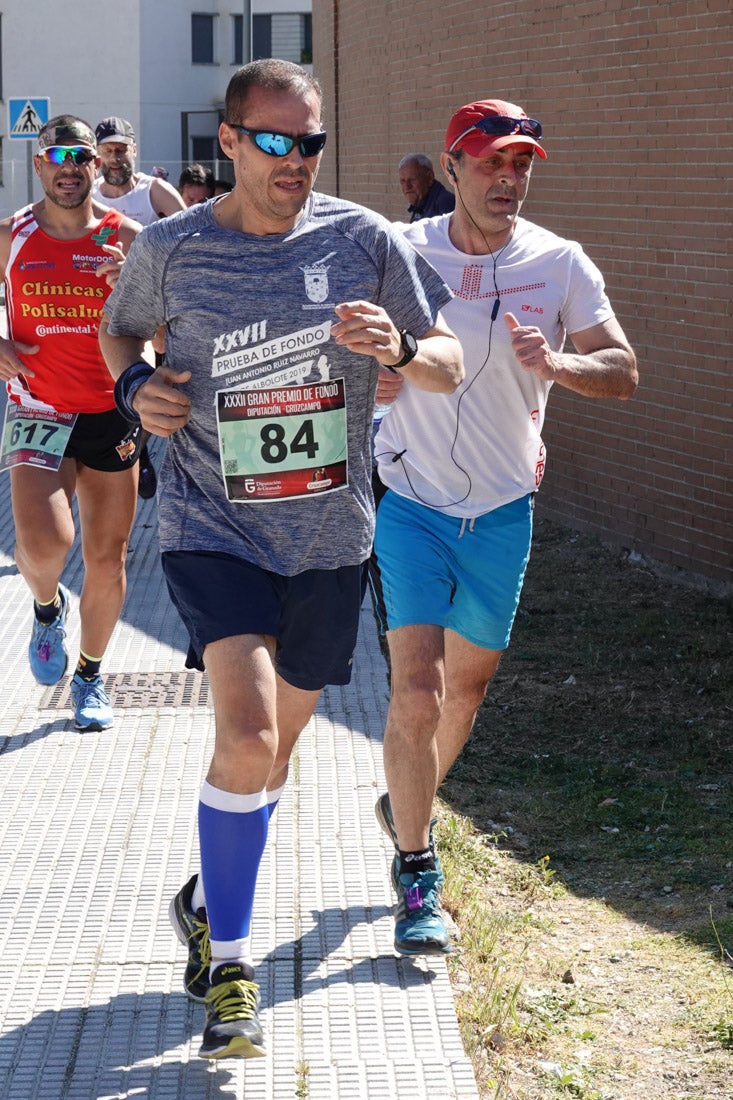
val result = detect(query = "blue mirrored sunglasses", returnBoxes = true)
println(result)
[229,125,327,159]
[40,146,97,166]
[449,116,542,153]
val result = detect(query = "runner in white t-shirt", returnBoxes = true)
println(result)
[372,98,638,957]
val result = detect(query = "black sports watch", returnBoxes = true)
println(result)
[388,329,419,371]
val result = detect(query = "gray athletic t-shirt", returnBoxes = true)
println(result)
[105,193,452,574]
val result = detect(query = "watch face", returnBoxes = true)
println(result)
[391,329,418,370]
[403,331,418,356]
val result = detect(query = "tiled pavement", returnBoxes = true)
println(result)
[0,380,480,1098]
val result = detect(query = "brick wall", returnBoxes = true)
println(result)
[313,0,731,585]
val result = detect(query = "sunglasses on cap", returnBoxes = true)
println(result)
[449,116,543,153]
[229,125,327,159]
[39,146,97,166]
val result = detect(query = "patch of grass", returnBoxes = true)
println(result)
[438,814,525,1074]
[438,516,733,1097]
[294,1059,310,1097]
[684,914,733,958]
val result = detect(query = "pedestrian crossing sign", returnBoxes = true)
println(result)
[9,98,50,140]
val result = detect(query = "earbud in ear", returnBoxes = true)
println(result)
[447,161,457,181]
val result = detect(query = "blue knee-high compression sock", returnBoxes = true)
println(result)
[198,781,269,958]
[191,782,283,914]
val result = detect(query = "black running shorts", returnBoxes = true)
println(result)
[65,408,142,472]
[161,550,368,691]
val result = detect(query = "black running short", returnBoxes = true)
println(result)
[65,408,142,472]
[161,551,368,691]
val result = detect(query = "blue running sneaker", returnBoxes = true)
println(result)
[375,792,443,888]
[200,962,265,1060]
[394,868,451,956]
[29,584,69,685]
[70,673,113,730]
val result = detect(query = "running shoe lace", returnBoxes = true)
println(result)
[34,621,63,663]
[77,679,108,708]
[209,978,259,1021]
[396,869,443,920]
[188,913,210,980]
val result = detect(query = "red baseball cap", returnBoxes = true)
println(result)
[445,99,547,160]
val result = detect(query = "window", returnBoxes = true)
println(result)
[192,13,215,64]
[232,14,243,65]
[252,14,271,61]
[191,137,217,166]
[301,13,312,64]
[253,13,312,64]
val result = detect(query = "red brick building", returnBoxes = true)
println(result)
[312,0,731,586]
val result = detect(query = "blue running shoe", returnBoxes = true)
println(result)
[375,792,443,888]
[394,868,451,956]
[70,673,113,730]
[29,584,69,685]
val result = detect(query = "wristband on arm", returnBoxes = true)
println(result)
[113,361,155,423]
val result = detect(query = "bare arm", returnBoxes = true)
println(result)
[151,177,187,218]
[504,313,638,400]
[0,220,39,380]
[99,316,191,437]
[98,317,148,380]
[331,300,464,393]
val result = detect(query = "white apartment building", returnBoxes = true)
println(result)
[0,0,312,217]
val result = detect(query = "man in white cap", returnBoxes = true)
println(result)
[372,98,638,957]
[92,116,186,498]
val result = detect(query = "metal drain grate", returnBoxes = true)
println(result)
[41,671,210,711]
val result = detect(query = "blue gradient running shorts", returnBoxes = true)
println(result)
[374,491,533,650]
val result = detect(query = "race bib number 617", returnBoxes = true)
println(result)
[0,403,77,472]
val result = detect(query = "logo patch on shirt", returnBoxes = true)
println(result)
[91,225,116,247]
[72,253,107,272]
[301,251,336,304]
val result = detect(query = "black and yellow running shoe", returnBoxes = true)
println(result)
[168,875,211,1002]
[199,962,265,1060]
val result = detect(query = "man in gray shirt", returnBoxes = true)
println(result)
[100,58,463,1062]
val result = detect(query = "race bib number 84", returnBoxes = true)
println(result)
[216,378,348,502]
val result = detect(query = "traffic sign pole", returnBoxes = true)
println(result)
[26,145,34,206]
